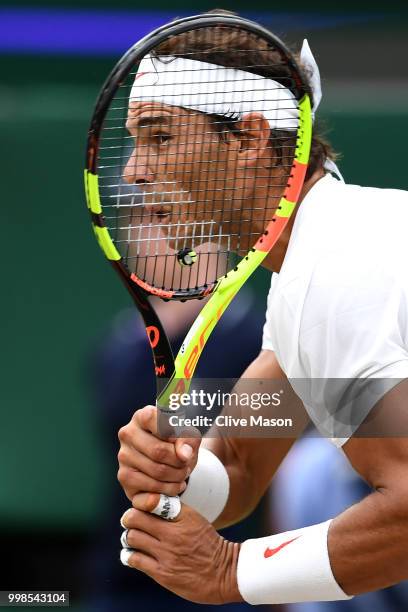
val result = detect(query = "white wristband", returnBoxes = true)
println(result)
[180,447,229,523]
[237,519,352,605]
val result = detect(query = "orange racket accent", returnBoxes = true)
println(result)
[202,285,215,297]
[183,318,213,379]
[184,345,199,379]
[146,325,160,349]
[254,215,289,253]
[284,160,308,203]
[174,379,186,394]
[131,274,174,299]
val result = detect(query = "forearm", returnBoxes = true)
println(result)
[332,425,408,594]
[234,433,408,605]
[329,487,408,594]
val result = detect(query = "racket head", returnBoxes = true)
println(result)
[85,13,312,302]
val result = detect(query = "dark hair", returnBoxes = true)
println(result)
[154,10,338,179]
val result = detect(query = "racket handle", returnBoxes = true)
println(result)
[155,402,186,439]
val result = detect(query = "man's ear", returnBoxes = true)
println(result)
[237,112,271,167]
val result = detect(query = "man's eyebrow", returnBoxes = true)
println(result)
[127,115,171,130]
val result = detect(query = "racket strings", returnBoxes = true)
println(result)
[96,30,300,293]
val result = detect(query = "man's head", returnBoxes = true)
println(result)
[124,19,334,256]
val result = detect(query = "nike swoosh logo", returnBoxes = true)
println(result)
[264,536,299,559]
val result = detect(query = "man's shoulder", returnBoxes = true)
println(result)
[308,174,408,205]
[343,181,408,207]
[297,176,408,261]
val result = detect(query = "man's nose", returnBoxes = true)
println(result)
[123,148,154,185]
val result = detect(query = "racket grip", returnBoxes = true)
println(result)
[155,400,186,439]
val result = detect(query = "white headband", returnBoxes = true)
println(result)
[131,54,300,130]
[130,41,343,180]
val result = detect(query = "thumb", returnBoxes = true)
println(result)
[174,431,201,463]
[135,405,158,435]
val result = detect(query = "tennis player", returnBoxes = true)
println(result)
[117,15,408,606]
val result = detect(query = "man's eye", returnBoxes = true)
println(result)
[155,133,171,145]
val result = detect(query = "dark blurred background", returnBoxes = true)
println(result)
[1,1,407,610]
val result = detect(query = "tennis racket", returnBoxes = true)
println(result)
[84,13,312,424]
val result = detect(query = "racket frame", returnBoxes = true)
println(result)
[84,13,312,409]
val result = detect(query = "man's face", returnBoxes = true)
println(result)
[124,101,253,255]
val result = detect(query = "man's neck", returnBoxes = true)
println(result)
[262,168,325,273]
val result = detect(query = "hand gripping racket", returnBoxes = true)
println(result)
[84,13,312,428]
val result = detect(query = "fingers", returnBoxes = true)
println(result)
[120,529,129,548]
[132,492,161,513]
[132,492,181,520]
[120,548,158,574]
[118,447,189,482]
[132,406,201,466]
[121,505,186,535]
[119,411,185,468]
[174,432,201,464]
[126,528,160,552]
[117,406,202,503]
[121,507,161,532]
[133,408,201,468]
[117,468,187,499]
[120,508,163,571]
[120,508,161,545]
[133,405,158,436]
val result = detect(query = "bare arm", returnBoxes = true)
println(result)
[202,349,307,528]
[329,380,408,594]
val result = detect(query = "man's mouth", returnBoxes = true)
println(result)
[145,203,172,223]
[155,207,169,218]
[154,207,171,225]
